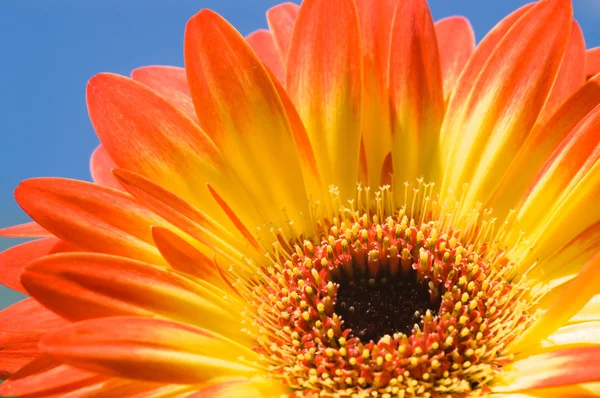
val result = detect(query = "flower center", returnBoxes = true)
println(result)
[243,185,538,397]
[333,266,439,341]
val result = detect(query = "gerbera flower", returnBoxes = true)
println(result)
[1,0,600,396]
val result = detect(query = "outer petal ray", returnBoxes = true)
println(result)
[439,3,534,147]
[0,298,67,378]
[185,9,310,226]
[509,252,600,353]
[21,253,245,340]
[517,102,600,263]
[131,66,198,122]
[87,73,256,227]
[111,169,250,260]
[0,357,102,398]
[536,22,586,125]
[434,16,475,99]
[0,237,78,293]
[586,47,600,79]
[488,75,600,216]
[355,0,396,186]
[287,0,363,198]
[39,317,259,384]
[441,0,573,213]
[266,2,299,68]
[246,29,286,85]
[14,178,170,264]
[389,0,444,184]
[90,145,123,191]
[0,222,50,238]
[495,347,600,392]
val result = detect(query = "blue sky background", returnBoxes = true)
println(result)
[0,0,599,309]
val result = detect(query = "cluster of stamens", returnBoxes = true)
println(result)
[244,187,537,397]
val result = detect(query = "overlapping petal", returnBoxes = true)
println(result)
[442,0,573,215]
[517,103,600,264]
[389,0,444,184]
[89,145,123,191]
[0,298,67,378]
[0,237,78,293]
[287,0,362,198]
[0,222,50,238]
[14,178,170,264]
[495,347,600,392]
[131,66,198,122]
[355,0,396,187]
[246,30,286,86]
[488,75,600,217]
[185,9,310,226]
[537,22,586,125]
[434,16,475,99]
[509,252,600,353]
[0,357,102,398]
[87,72,258,228]
[39,317,259,384]
[266,2,299,68]
[21,253,245,340]
[586,47,600,79]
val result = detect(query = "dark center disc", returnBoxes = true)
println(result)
[333,272,439,342]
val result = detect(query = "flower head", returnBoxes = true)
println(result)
[1,0,600,397]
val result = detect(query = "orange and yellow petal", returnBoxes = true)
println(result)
[0,298,67,378]
[184,10,310,228]
[39,316,259,384]
[287,0,363,199]
[442,0,572,215]
[434,16,475,100]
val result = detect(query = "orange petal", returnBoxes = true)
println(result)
[263,67,324,200]
[79,380,193,398]
[439,2,533,147]
[22,253,244,340]
[15,178,169,264]
[434,16,475,99]
[89,145,123,191]
[0,298,67,378]
[286,0,363,198]
[87,73,238,224]
[389,0,444,183]
[266,2,299,67]
[487,74,600,217]
[509,251,600,354]
[536,21,586,125]
[541,321,600,351]
[441,0,572,213]
[517,103,600,262]
[495,347,600,392]
[39,316,259,384]
[111,168,246,259]
[570,294,600,324]
[151,226,222,284]
[187,380,263,398]
[0,356,102,398]
[131,65,198,123]
[184,10,310,225]
[528,220,600,286]
[0,237,78,293]
[586,47,600,79]
[206,184,263,254]
[355,0,396,187]
[0,222,50,238]
[246,29,285,85]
